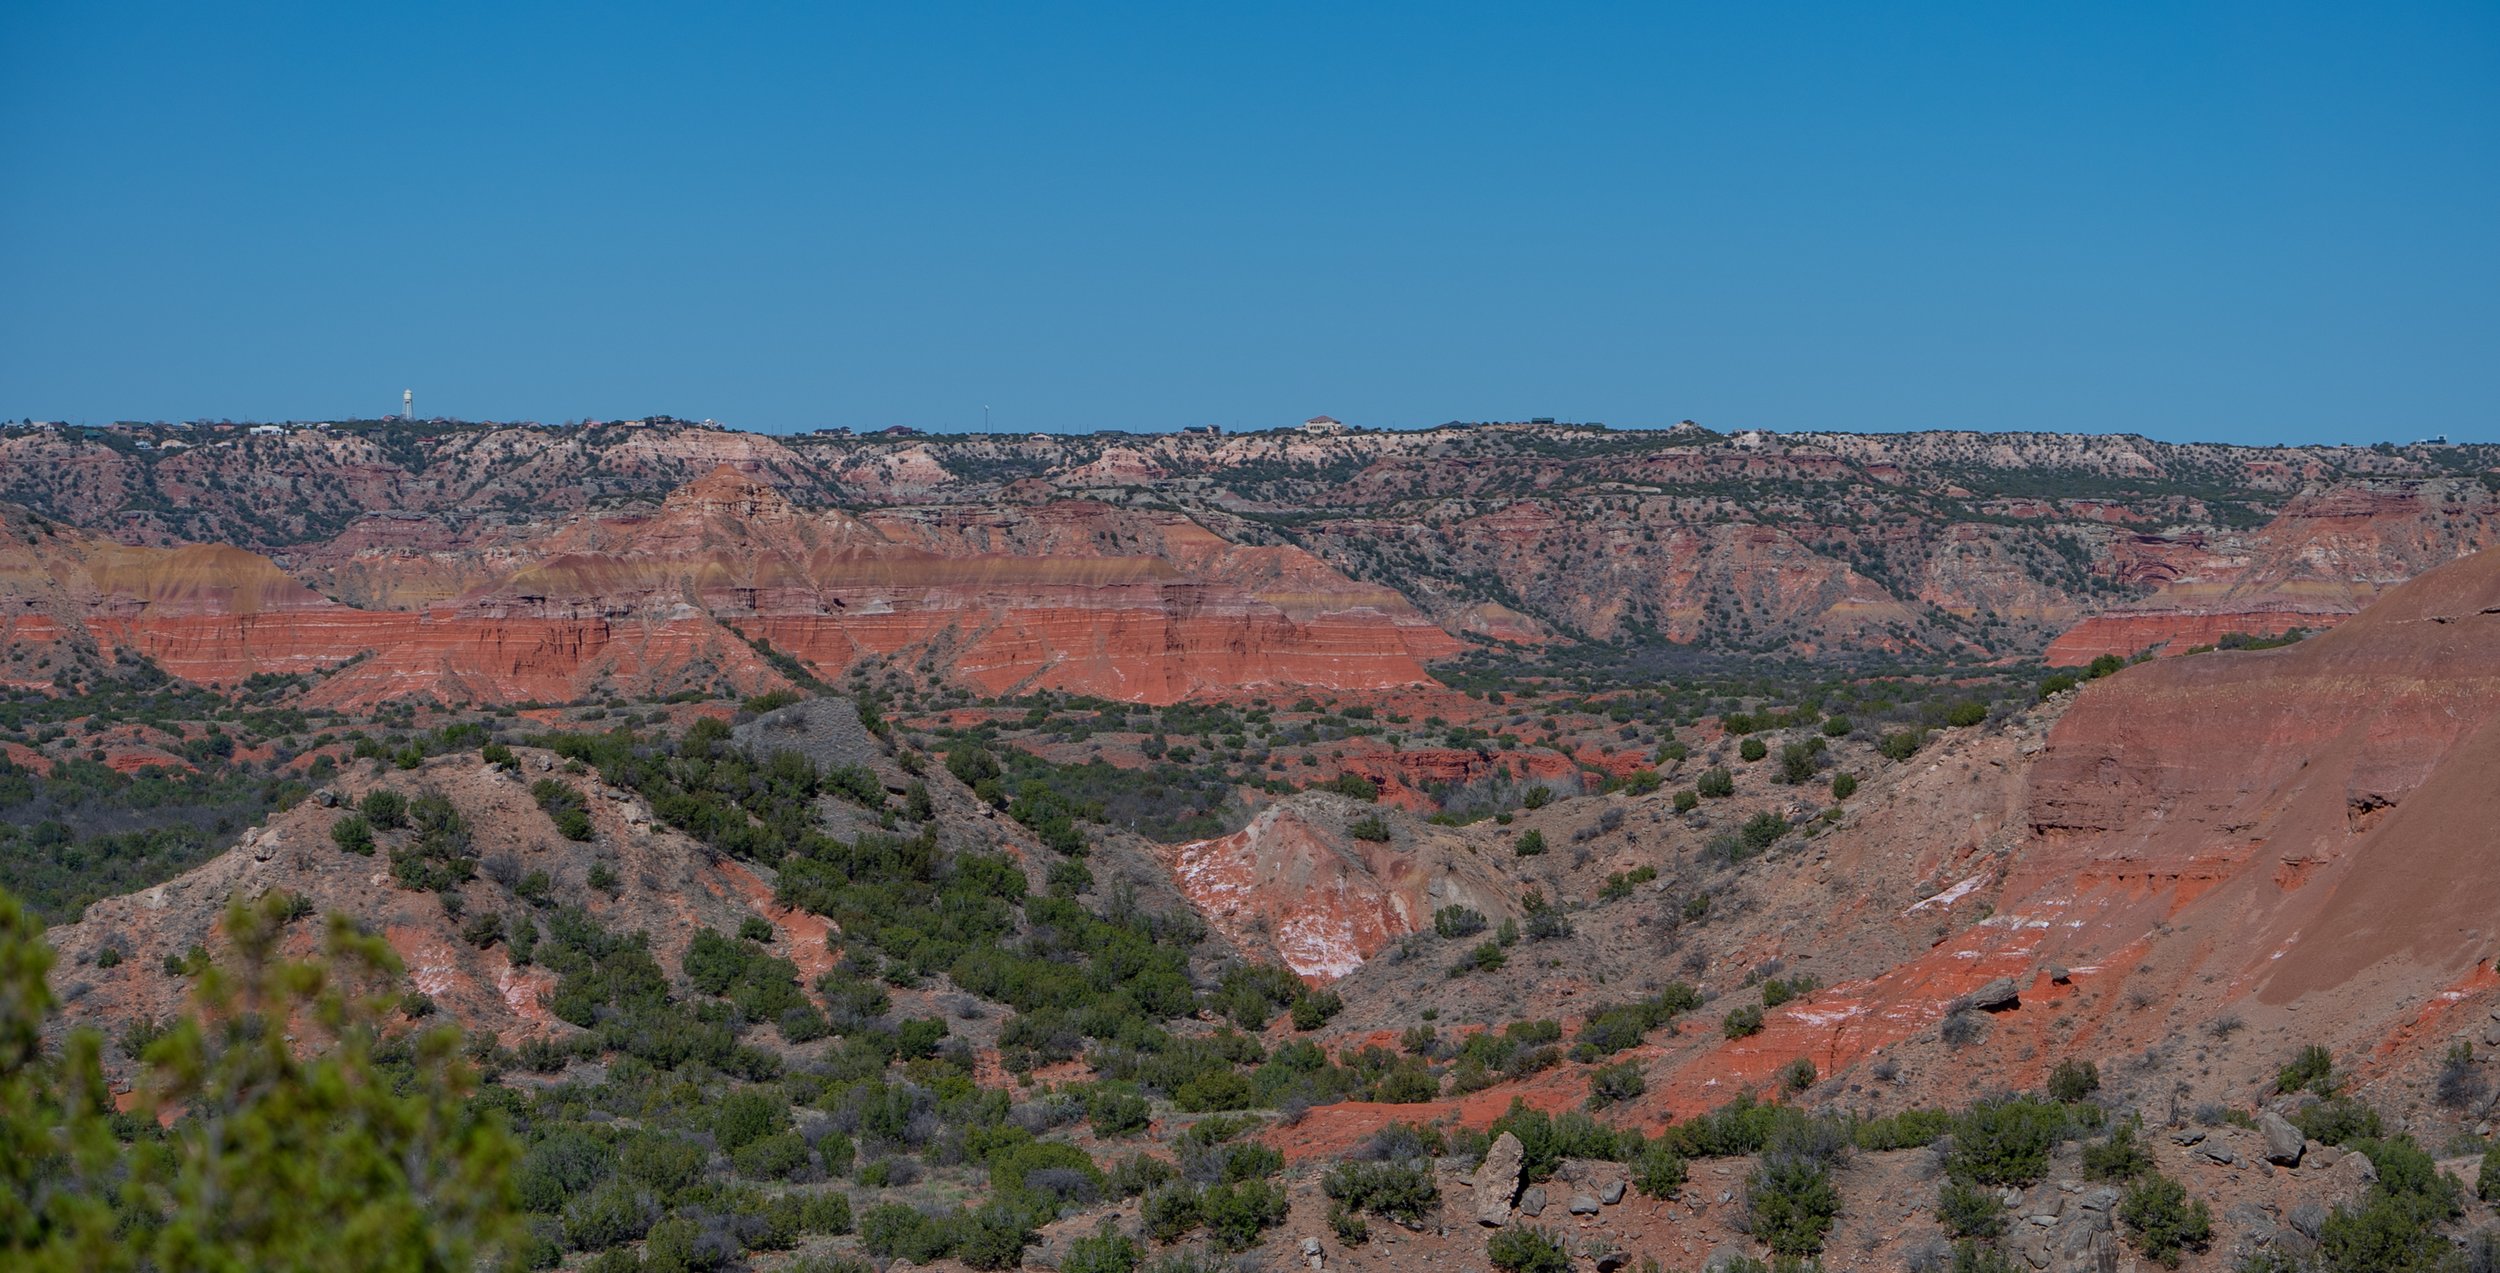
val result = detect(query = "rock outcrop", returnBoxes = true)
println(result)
[1165,795,1515,983]
[1473,1132,1524,1226]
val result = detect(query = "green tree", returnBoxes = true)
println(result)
[0,886,523,1271]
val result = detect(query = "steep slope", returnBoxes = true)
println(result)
[36,750,799,1050]
[1271,548,2500,1157]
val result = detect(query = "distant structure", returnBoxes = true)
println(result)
[1181,425,1221,436]
[403,389,414,420]
[1300,414,1347,436]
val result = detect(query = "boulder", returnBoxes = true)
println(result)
[1600,1179,1626,1205]
[2289,1202,2327,1240]
[1474,1133,1524,1227]
[2256,1111,2305,1166]
[2326,1150,2377,1194]
[1519,1186,1548,1217]
[1956,977,2022,1012]
[1568,1195,1600,1216]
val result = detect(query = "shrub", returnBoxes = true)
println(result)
[1632,1140,1686,1198]
[1749,1156,1839,1256]
[1521,786,1553,810]
[1199,1178,1288,1250]
[2307,1138,2462,1272]
[330,813,375,855]
[1723,1004,1764,1038]
[1061,1224,1141,1273]
[1737,811,1787,854]
[713,1089,789,1152]
[1141,1186,1202,1242]
[2440,1041,2486,1110]
[359,789,408,828]
[1290,990,1343,1032]
[1779,1056,1817,1094]
[1939,1008,1986,1049]
[1587,1060,1646,1110]
[531,779,595,842]
[1673,789,1699,813]
[1486,1225,1571,1273]
[1738,737,1768,762]
[1514,829,1546,857]
[2278,1044,2336,1095]
[1939,1179,2006,1239]
[2047,1058,2100,1103]
[1696,767,1734,798]
[460,911,505,950]
[1434,905,1487,939]
[1831,773,1857,800]
[1945,700,1989,728]
[1348,815,1391,843]
[2118,1173,2211,1267]
[1321,1159,1439,1225]
[1760,976,1814,1008]
[1877,731,1924,761]
[1776,742,1820,784]
[1088,1086,1152,1138]
[2082,1120,2152,1182]
[733,1132,812,1180]
[1947,1096,2068,1187]
[2291,1097,2382,1147]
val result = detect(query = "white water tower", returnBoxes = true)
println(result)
[403,389,413,420]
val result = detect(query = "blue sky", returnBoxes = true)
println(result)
[3,3,2493,442]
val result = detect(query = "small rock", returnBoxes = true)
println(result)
[313,789,340,808]
[2199,1144,2238,1166]
[1300,1238,1322,1257]
[1702,1246,1752,1273]
[1595,1252,1629,1272]
[2256,1110,2305,1166]
[1519,1187,1547,1217]
[2171,1129,2206,1146]
[1600,1179,1626,1205]
[2048,966,2071,984]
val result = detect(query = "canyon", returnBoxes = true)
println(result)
[2,420,2494,708]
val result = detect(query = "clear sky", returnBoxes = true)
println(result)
[3,3,2494,442]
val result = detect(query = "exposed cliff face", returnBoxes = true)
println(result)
[0,468,1454,705]
[5,421,2496,688]
[2043,479,2498,663]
